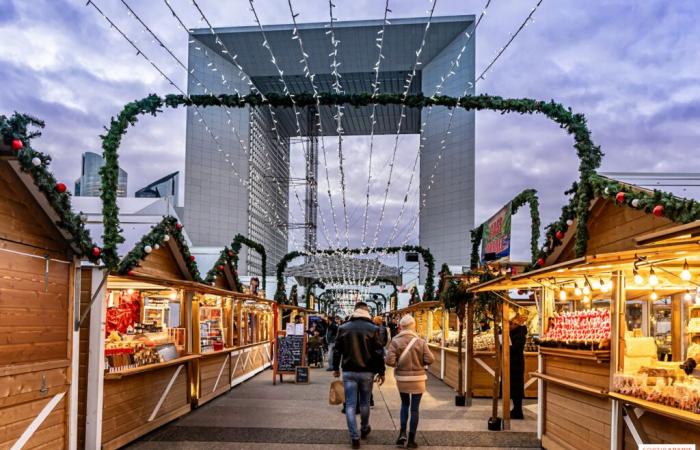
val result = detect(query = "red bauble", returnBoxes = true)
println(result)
[127,269,135,276]
[227,251,234,257]
[555,230,565,240]
[11,139,23,151]
[615,192,625,204]
[537,258,545,266]
[217,265,225,271]
[653,204,664,217]
[189,255,196,262]
[175,223,183,230]
[91,247,101,257]
[55,182,67,193]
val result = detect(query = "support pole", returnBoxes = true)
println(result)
[304,107,318,253]
[502,301,511,431]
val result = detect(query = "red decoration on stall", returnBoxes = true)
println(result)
[217,264,225,271]
[555,230,565,240]
[92,247,102,257]
[11,139,23,151]
[615,192,625,204]
[176,223,183,230]
[55,182,67,193]
[653,205,664,217]
[537,258,545,266]
[228,251,234,258]
[127,269,135,276]
[189,255,196,262]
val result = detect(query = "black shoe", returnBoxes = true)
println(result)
[351,439,361,449]
[407,432,418,448]
[361,426,371,439]
[396,432,407,447]
[341,405,346,414]
[510,409,525,420]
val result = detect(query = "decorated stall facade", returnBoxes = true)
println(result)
[471,182,700,448]
[82,217,201,450]
[0,115,100,450]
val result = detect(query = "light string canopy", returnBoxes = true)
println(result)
[87,0,302,254]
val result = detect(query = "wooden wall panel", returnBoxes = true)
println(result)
[101,365,190,449]
[0,161,71,257]
[427,345,441,379]
[198,353,231,405]
[622,411,700,449]
[443,351,460,391]
[0,161,74,450]
[543,384,611,450]
[132,245,186,281]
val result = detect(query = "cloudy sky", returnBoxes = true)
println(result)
[2,0,699,272]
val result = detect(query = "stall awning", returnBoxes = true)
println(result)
[388,300,441,315]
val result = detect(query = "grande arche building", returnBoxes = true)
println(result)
[184,16,476,279]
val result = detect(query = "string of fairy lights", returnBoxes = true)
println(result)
[84,0,546,296]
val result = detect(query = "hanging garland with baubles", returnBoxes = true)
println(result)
[231,234,267,291]
[204,246,243,292]
[0,113,100,262]
[118,216,201,280]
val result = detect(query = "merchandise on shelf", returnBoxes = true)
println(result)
[536,308,611,350]
[199,297,225,352]
[613,369,700,414]
[473,332,495,351]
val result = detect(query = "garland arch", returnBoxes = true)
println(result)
[231,234,267,290]
[98,93,601,272]
[275,245,435,304]
[470,188,541,268]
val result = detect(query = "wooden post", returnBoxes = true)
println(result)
[671,294,682,360]
[68,261,80,450]
[440,307,446,380]
[491,302,502,424]
[85,268,107,449]
[466,300,474,405]
[611,270,625,449]
[502,301,511,431]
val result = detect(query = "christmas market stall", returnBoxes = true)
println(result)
[0,114,100,450]
[82,217,201,450]
[471,176,700,448]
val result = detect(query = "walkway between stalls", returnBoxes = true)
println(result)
[127,367,540,449]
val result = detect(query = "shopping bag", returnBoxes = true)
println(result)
[329,380,345,405]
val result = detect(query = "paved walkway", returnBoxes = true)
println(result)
[128,366,540,449]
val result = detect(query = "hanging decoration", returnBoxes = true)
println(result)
[274,245,435,304]
[203,246,243,292]
[231,234,267,291]
[470,188,541,269]
[117,216,201,280]
[0,113,100,262]
[98,92,603,273]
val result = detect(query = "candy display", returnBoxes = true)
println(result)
[536,309,611,350]
[474,332,495,351]
[613,370,700,414]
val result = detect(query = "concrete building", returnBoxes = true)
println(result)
[75,151,127,197]
[135,171,180,204]
[185,16,475,277]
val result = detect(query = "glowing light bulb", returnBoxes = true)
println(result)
[127,288,134,295]
[600,280,610,293]
[650,289,658,301]
[169,292,177,300]
[583,285,591,295]
[583,295,590,304]
[684,290,693,302]
[559,289,567,301]
[574,286,582,296]
[633,270,644,286]
[591,279,601,290]
[681,260,691,281]
[648,268,658,286]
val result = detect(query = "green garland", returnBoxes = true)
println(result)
[1,113,100,262]
[470,189,541,269]
[588,174,700,222]
[117,216,201,280]
[374,277,398,299]
[274,245,435,304]
[203,246,243,292]
[231,234,267,290]
[99,93,602,271]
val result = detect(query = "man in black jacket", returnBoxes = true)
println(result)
[333,302,385,448]
[325,316,340,371]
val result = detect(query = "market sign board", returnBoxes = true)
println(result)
[480,202,512,264]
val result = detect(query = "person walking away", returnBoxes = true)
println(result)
[509,314,528,419]
[333,302,385,449]
[326,316,340,371]
[385,315,434,448]
[373,316,390,350]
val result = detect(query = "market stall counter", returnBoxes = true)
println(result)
[230,295,274,387]
[81,217,205,450]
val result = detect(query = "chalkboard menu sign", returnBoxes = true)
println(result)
[276,334,304,373]
[295,366,309,384]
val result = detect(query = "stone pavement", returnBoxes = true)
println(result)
[127,366,540,449]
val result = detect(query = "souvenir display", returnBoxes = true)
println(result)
[536,309,611,349]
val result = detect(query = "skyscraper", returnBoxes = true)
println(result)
[135,171,180,205]
[185,16,475,276]
[75,152,127,197]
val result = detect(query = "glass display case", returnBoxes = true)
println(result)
[104,288,185,373]
[198,295,226,353]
